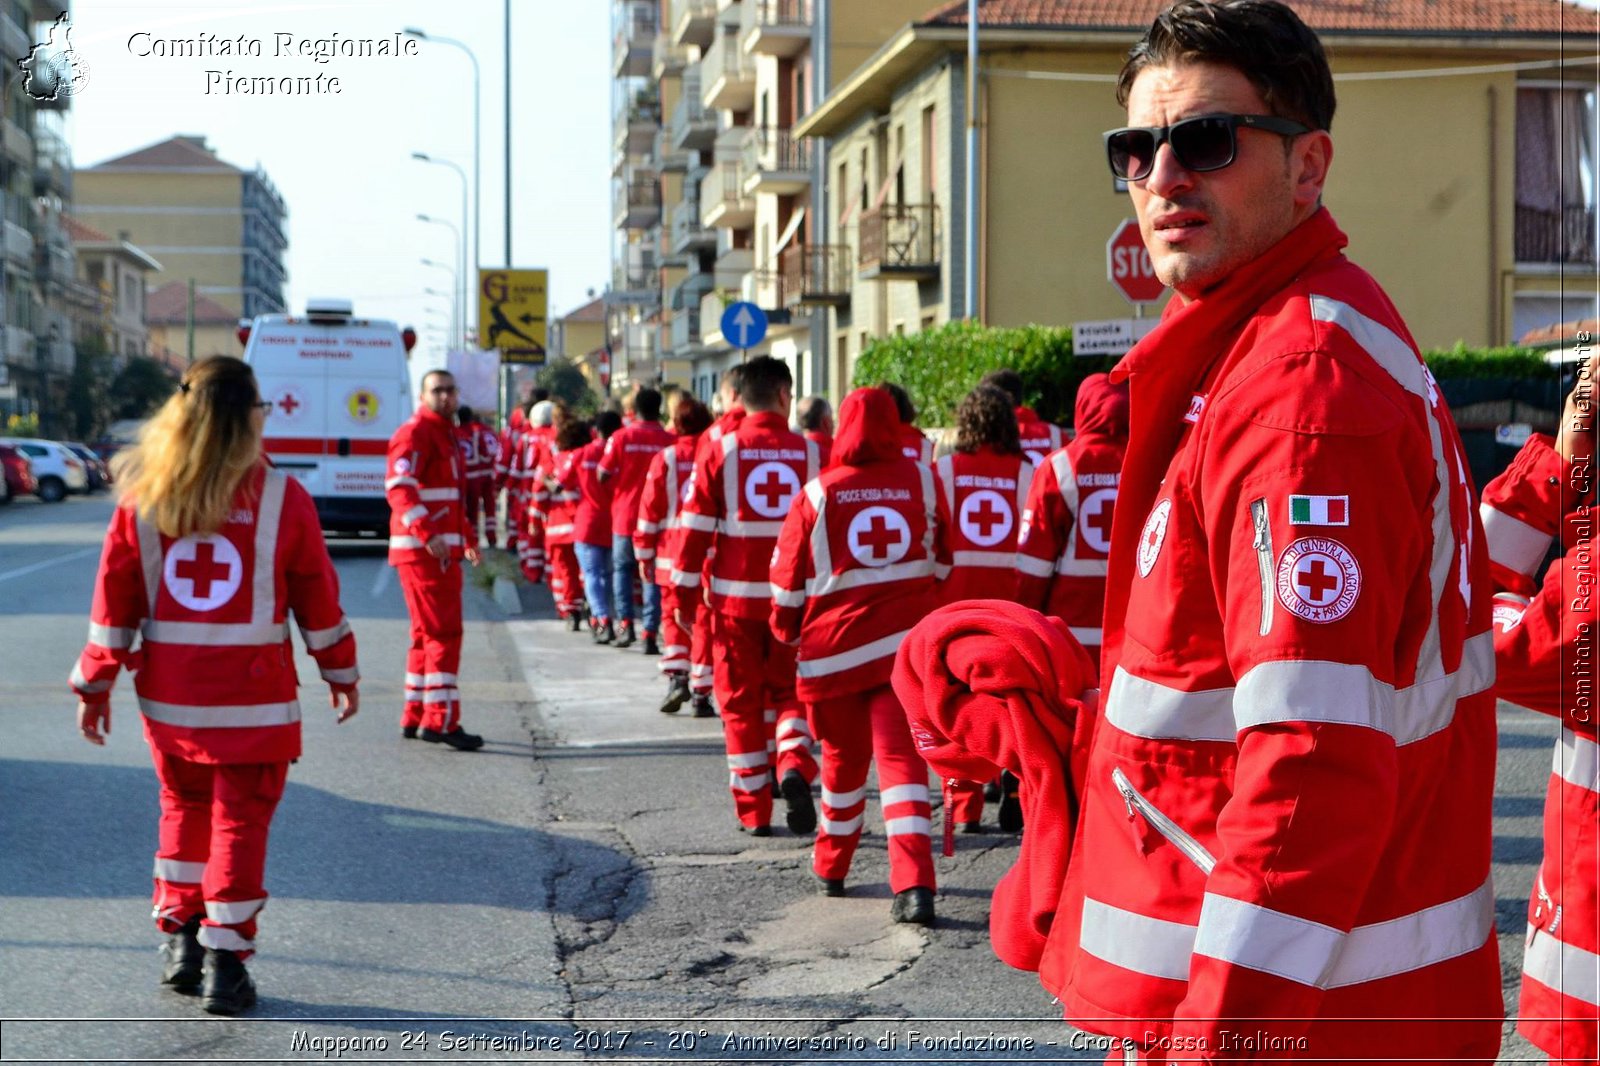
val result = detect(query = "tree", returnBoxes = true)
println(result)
[535,356,599,416]
[65,333,113,441]
[111,356,179,420]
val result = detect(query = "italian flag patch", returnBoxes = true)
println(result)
[1289,494,1349,526]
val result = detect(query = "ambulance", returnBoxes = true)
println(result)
[241,299,417,535]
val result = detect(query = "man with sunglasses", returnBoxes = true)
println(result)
[1038,1,1501,1060]
[385,369,485,751]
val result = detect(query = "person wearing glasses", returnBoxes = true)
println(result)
[70,355,359,1015]
[385,369,484,751]
[1039,1,1501,1059]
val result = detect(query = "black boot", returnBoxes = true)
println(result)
[780,770,817,835]
[592,618,615,645]
[659,676,690,715]
[614,621,636,649]
[641,633,661,656]
[199,948,257,1015]
[997,770,1023,832]
[890,886,936,926]
[421,726,485,751]
[565,612,582,633]
[816,874,846,897]
[159,917,203,993]
[690,694,715,718]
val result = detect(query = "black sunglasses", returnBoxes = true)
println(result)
[1104,112,1312,182]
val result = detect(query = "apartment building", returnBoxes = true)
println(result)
[795,0,1599,404]
[145,280,239,372]
[63,215,161,360]
[75,135,288,321]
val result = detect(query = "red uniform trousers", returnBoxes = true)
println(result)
[150,749,288,959]
[397,559,464,733]
[547,543,582,618]
[946,778,986,825]
[808,685,936,893]
[464,478,497,547]
[711,613,817,828]
[688,599,713,694]
[659,583,693,677]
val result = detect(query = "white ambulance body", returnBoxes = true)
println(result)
[242,299,416,535]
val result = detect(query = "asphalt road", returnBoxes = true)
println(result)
[0,492,1556,1063]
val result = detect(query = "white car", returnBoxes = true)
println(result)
[0,438,88,502]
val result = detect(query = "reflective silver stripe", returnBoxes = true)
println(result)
[1479,505,1552,579]
[822,814,864,834]
[669,568,702,588]
[1016,453,1036,513]
[1195,892,1344,987]
[139,697,301,728]
[153,858,205,883]
[771,584,806,607]
[936,455,957,517]
[1322,878,1494,988]
[1311,296,1455,686]
[299,617,351,650]
[881,783,929,806]
[808,558,934,598]
[136,510,162,616]
[710,577,771,599]
[1556,727,1600,794]
[720,430,741,520]
[777,734,810,753]
[679,512,717,532]
[776,717,810,738]
[726,750,769,769]
[70,664,112,693]
[729,771,771,792]
[1057,554,1109,576]
[418,487,458,501]
[88,623,136,649]
[917,460,938,561]
[804,437,820,481]
[405,672,425,686]
[143,620,290,646]
[952,549,1018,569]
[797,629,911,679]
[1016,553,1055,578]
[1080,897,1199,981]
[543,524,575,537]
[884,815,931,836]
[721,517,784,538]
[1105,667,1237,742]
[400,504,429,526]
[824,785,867,807]
[421,672,458,686]
[320,666,359,685]
[252,473,287,629]
[664,450,682,525]
[384,476,418,490]
[197,926,254,953]
[1233,632,1495,745]
[205,897,266,924]
[1070,626,1103,646]
[389,533,464,550]
[805,480,833,593]
[1523,925,1600,1007]
[421,689,460,704]
[637,519,659,534]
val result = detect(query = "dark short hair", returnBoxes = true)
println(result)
[556,419,590,451]
[977,369,1025,407]
[955,386,1021,455]
[673,395,713,436]
[721,364,747,398]
[1116,0,1335,132]
[457,405,475,424]
[531,387,551,403]
[798,395,831,432]
[635,387,662,422]
[421,369,454,392]
[595,410,624,438]
[877,381,916,425]
[739,356,792,408]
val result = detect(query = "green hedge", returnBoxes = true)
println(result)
[853,322,1559,427]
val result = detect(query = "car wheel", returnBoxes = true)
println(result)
[37,476,66,503]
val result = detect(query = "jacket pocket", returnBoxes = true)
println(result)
[1250,497,1274,637]
[1113,766,1217,875]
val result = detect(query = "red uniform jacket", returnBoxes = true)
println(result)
[1015,375,1128,660]
[635,433,701,584]
[1049,210,1500,1060]
[674,410,819,620]
[933,445,1034,606]
[386,405,469,563]
[539,445,581,547]
[899,424,934,465]
[556,439,613,546]
[70,465,358,764]
[1015,406,1064,468]
[455,421,499,485]
[496,409,525,493]
[598,420,675,539]
[1481,435,1599,1064]
[771,388,950,700]
[805,429,833,470]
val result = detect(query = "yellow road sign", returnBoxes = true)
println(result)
[478,268,548,364]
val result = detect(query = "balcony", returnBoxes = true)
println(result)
[670,195,717,256]
[669,72,717,151]
[670,0,717,48]
[780,244,851,307]
[1515,204,1596,266]
[742,128,812,196]
[702,159,754,230]
[858,203,941,280]
[656,127,690,173]
[4,220,34,267]
[701,31,754,112]
[613,91,661,156]
[613,0,656,76]
[652,32,690,80]
[2,119,31,166]
[714,246,753,289]
[742,269,785,311]
[33,128,72,199]
[668,308,706,356]
[613,243,659,298]
[4,326,32,365]
[613,176,662,231]
[740,0,811,58]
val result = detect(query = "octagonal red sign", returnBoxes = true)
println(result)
[1106,218,1166,304]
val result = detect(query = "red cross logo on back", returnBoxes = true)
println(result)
[847,506,912,568]
[163,534,245,612]
[744,461,800,518]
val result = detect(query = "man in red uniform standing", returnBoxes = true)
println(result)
[599,386,675,652]
[674,357,820,835]
[454,405,500,549]
[770,386,951,924]
[798,395,834,468]
[386,369,484,751]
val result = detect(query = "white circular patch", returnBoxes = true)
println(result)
[1491,600,1526,634]
[1276,536,1362,623]
[163,534,244,613]
[1024,448,1048,468]
[743,461,800,518]
[1077,488,1118,555]
[270,385,308,425]
[847,506,911,568]
[392,457,412,477]
[1137,498,1172,578]
[959,489,1014,547]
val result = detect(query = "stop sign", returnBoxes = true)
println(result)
[1106,218,1166,304]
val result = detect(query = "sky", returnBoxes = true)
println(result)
[64,0,612,364]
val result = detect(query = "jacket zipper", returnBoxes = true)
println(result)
[1250,498,1274,637]
[1112,766,1217,875]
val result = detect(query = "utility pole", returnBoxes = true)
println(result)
[186,278,195,364]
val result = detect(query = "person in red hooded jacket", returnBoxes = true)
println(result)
[599,387,675,652]
[540,413,589,628]
[560,410,621,643]
[1014,372,1129,673]
[879,382,934,466]
[770,386,952,925]
[1480,383,1598,1066]
[71,355,359,1016]
[980,368,1065,467]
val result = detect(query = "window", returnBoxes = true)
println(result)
[1515,85,1598,264]
[922,105,936,203]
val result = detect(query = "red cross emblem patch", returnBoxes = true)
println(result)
[847,506,911,568]
[1276,536,1362,623]
[162,534,244,612]
[1137,499,1172,578]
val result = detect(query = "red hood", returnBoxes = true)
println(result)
[833,387,904,467]
[509,407,526,429]
[1073,373,1129,441]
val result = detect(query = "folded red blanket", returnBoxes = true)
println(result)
[891,599,1096,971]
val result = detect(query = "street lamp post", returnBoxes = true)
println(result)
[419,255,459,348]
[413,156,470,345]
[418,217,463,349]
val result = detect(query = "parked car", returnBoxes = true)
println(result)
[0,442,34,504]
[0,438,88,502]
[63,441,112,491]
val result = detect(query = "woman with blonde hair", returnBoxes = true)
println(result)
[70,355,359,1015]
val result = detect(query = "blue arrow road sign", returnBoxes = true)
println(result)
[720,301,768,350]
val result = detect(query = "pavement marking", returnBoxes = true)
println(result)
[0,546,101,584]
[370,562,392,598]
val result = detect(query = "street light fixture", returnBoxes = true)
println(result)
[413,157,469,343]
[419,255,458,346]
